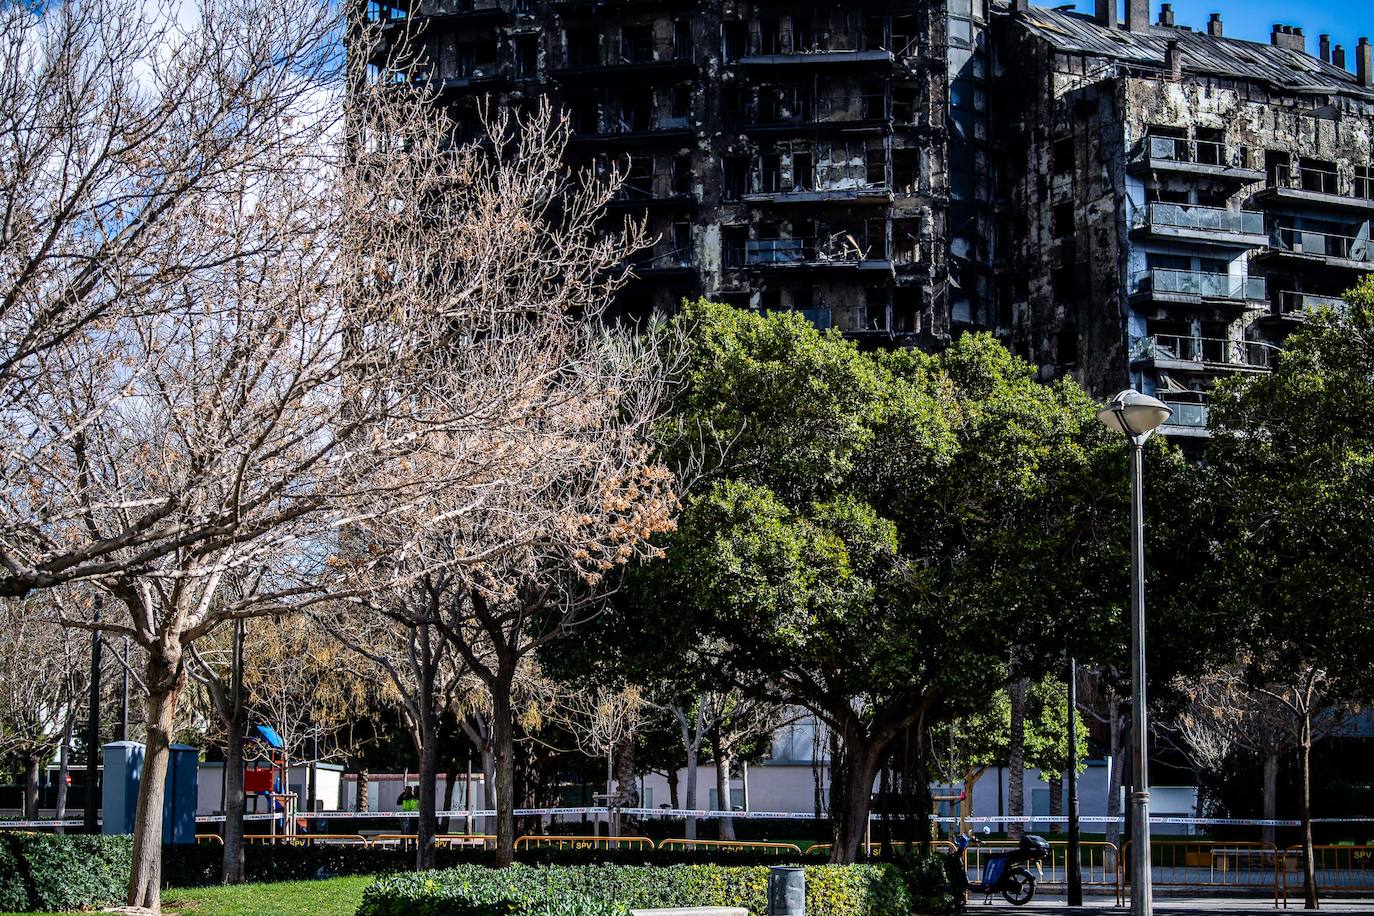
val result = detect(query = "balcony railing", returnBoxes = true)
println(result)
[1138,202,1264,236]
[634,247,695,270]
[1133,334,1278,370]
[1133,268,1266,302]
[1270,226,1374,264]
[1161,400,1209,428]
[745,236,878,266]
[1269,163,1341,195]
[748,94,889,127]
[1137,136,1252,170]
[1277,291,1347,317]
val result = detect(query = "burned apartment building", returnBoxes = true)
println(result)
[366,0,971,345]
[988,1,1374,437]
[365,0,1374,430]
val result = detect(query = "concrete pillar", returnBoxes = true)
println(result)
[1359,38,1373,87]
[1126,0,1149,33]
[1207,13,1223,38]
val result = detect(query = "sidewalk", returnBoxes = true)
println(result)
[972,893,1374,913]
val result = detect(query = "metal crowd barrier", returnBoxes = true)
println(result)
[243,833,370,846]
[1123,840,1281,907]
[1279,845,1374,906]
[659,838,803,854]
[514,834,655,850]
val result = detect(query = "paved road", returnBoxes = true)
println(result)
[969,893,1374,913]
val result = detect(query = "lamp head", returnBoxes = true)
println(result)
[1096,389,1172,440]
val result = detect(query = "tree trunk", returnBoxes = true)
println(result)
[1007,678,1027,840]
[1048,772,1064,835]
[1299,727,1318,909]
[56,717,73,822]
[356,768,370,812]
[961,765,987,823]
[222,713,246,884]
[1105,695,1123,855]
[666,766,680,810]
[715,750,735,841]
[417,720,438,870]
[1262,750,1280,849]
[22,753,40,821]
[684,723,700,840]
[127,649,186,911]
[490,673,517,867]
[829,738,881,864]
[443,765,458,835]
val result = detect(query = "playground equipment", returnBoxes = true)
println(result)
[242,724,297,839]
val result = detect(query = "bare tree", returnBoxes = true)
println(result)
[0,597,88,819]
[3,0,585,904]
[319,597,475,869]
[704,691,790,841]
[187,610,371,882]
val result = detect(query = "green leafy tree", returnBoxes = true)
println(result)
[630,301,1128,862]
[1207,276,1374,908]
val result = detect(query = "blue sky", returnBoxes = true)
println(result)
[1044,0,1374,51]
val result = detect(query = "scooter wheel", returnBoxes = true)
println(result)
[1001,868,1035,906]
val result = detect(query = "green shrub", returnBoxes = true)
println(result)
[356,863,910,916]
[0,835,29,912]
[0,833,132,912]
[891,850,959,915]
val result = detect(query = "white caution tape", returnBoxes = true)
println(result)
[10,809,1370,831]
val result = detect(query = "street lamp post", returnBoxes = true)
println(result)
[1096,389,1171,916]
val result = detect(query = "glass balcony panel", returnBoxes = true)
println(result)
[1162,401,1209,428]
[1146,203,1263,235]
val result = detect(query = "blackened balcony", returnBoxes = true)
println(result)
[1159,398,1210,433]
[1130,334,1278,373]
[1261,226,1374,270]
[632,246,696,278]
[1131,202,1266,247]
[1266,290,1348,326]
[1129,268,1266,308]
[551,35,697,83]
[744,237,892,272]
[738,29,893,68]
[1127,136,1263,183]
[743,94,890,136]
[1255,162,1374,213]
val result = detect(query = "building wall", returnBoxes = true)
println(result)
[371,0,954,344]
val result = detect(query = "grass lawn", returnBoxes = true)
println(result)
[162,876,375,916]
[0,875,376,916]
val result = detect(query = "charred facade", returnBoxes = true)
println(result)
[988,3,1374,436]
[367,0,966,345]
[367,0,1374,426]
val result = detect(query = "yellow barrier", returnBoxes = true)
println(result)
[367,833,415,846]
[659,838,803,854]
[514,835,654,850]
[436,833,495,847]
[195,833,224,845]
[244,833,370,846]
[957,840,1121,902]
[1123,840,1281,907]
[1280,844,1374,906]
[808,840,954,857]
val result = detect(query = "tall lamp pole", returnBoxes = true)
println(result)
[1067,656,1082,907]
[1097,389,1171,916]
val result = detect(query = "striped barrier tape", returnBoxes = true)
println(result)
[8,809,1374,830]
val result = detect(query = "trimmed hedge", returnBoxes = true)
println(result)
[0,833,132,912]
[160,842,821,887]
[355,863,910,916]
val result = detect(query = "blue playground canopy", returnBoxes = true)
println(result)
[253,724,285,749]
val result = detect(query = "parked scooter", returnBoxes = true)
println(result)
[945,826,1051,906]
